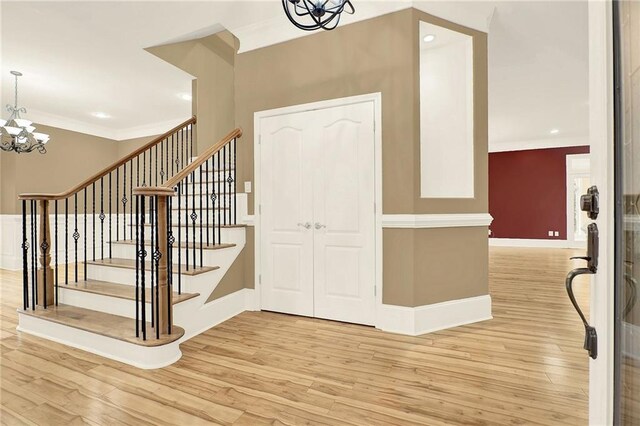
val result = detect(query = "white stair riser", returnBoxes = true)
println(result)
[59,286,201,319]
[121,226,244,244]
[86,263,223,293]
[111,243,236,265]
[17,313,182,369]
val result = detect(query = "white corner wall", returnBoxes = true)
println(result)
[419,21,474,199]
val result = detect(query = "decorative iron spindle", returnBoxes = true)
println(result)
[199,166,203,267]
[84,188,87,279]
[31,200,36,309]
[167,196,173,334]
[42,205,48,309]
[150,196,155,328]
[100,178,104,260]
[92,182,96,262]
[233,138,237,224]
[191,171,196,270]
[21,200,28,310]
[177,183,182,294]
[227,143,233,225]
[140,195,146,341]
[74,193,78,282]
[206,157,210,246]
[65,198,68,285]
[109,172,112,259]
[154,196,160,340]
[135,192,140,338]
[54,200,58,306]
[130,160,133,241]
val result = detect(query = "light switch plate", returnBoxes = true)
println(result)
[244,181,252,193]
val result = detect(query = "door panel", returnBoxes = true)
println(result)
[313,102,376,325]
[260,114,314,317]
[615,1,640,423]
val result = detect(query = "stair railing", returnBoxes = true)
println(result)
[132,128,241,339]
[18,117,196,317]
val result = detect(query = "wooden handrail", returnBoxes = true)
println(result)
[162,128,242,189]
[18,116,197,201]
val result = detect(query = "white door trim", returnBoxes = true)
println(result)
[254,93,383,325]
[566,154,590,249]
[382,213,493,229]
[588,1,614,424]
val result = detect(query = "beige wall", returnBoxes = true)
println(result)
[0,124,119,214]
[146,32,236,155]
[234,9,489,306]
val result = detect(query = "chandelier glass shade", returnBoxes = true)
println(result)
[282,0,355,31]
[1,71,49,154]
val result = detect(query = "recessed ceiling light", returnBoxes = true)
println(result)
[550,129,560,135]
[92,112,110,119]
[178,93,192,101]
[423,34,436,43]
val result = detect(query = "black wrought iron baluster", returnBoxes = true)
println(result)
[181,128,185,169]
[31,200,36,309]
[171,134,175,177]
[138,154,141,188]
[74,193,78,282]
[167,196,173,334]
[54,200,58,306]
[135,193,140,338]
[160,138,165,184]
[42,204,48,309]
[227,143,233,226]
[185,176,189,272]
[217,151,222,244]
[223,144,227,227]
[210,157,216,246]
[84,188,87,280]
[100,178,104,260]
[140,195,146,341]
[154,196,160,340]
[177,183,182,295]
[116,167,120,242]
[191,171,196,270]
[65,198,68,285]
[206,157,210,246]
[233,138,237,225]
[122,163,127,242]
[92,182,96,262]
[21,200,28,310]
[150,196,155,329]
[109,172,112,259]
[130,160,133,241]
[154,145,157,187]
[199,165,203,267]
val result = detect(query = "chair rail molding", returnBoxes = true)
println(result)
[381,213,493,229]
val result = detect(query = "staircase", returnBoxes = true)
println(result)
[16,118,247,368]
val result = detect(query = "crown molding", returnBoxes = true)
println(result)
[25,109,185,142]
[489,136,590,153]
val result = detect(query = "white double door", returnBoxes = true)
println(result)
[259,101,376,325]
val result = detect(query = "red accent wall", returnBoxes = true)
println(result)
[489,146,590,240]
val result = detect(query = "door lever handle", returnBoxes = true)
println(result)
[566,267,597,359]
[297,222,311,229]
[314,222,326,230]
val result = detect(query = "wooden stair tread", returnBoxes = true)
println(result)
[115,241,236,250]
[19,304,184,347]
[63,279,198,304]
[131,223,246,229]
[86,258,219,276]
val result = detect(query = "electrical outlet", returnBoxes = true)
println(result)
[244,181,252,193]
[554,231,560,237]
[548,231,554,237]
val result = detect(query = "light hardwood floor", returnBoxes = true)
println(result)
[1,247,590,425]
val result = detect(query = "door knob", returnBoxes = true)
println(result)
[314,222,326,230]
[297,222,311,229]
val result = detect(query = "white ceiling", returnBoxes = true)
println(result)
[0,1,588,149]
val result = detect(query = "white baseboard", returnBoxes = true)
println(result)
[382,213,493,229]
[376,294,492,336]
[489,238,586,249]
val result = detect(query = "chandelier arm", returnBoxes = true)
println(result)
[283,1,326,31]
[291,1,312,17]
[320,12,341,30]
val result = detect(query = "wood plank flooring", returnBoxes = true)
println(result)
[0,247,590,425]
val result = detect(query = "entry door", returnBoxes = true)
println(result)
[614,1,640,424]
[259,101,376,325]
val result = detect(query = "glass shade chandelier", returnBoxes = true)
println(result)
[282,0,355,31]
[1,71,50,154]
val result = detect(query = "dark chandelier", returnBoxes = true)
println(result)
[282,0,355,31]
